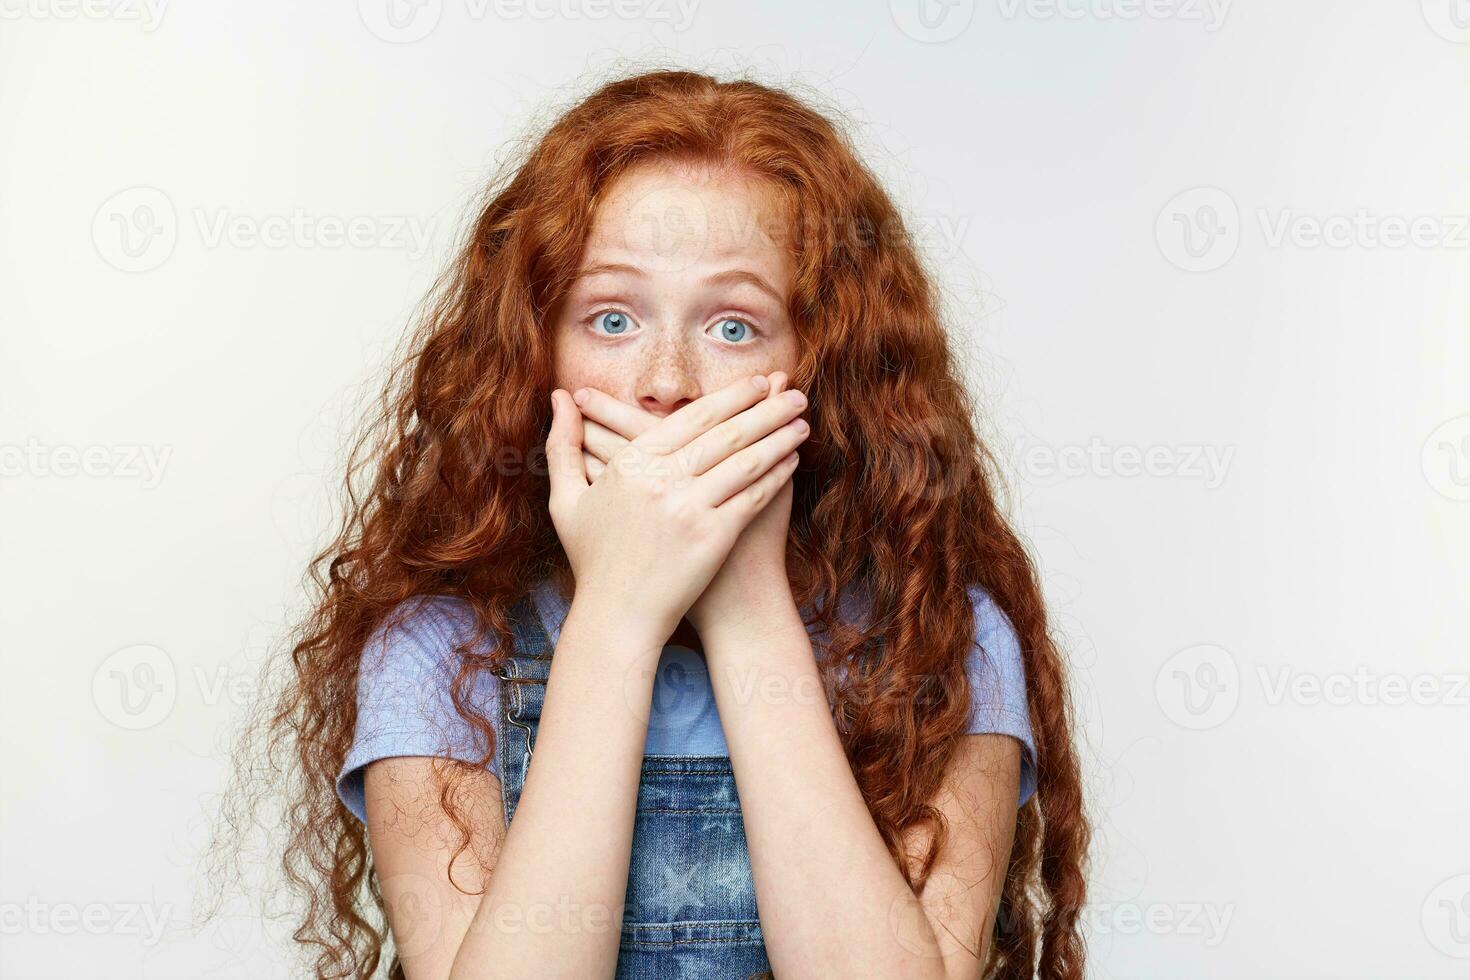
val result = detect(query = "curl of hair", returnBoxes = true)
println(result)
[207,67,1088,980]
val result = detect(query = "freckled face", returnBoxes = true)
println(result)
[549,161,800,418]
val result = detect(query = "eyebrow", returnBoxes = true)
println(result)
[573,262,784,304]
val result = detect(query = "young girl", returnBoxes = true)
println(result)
[249,70,1087,979]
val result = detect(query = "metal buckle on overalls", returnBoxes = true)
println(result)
[493,661,537,758]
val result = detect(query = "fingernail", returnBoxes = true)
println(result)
[752,375,770,392]
[573,388,589,405]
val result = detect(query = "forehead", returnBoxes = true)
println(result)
[580,159,795,285]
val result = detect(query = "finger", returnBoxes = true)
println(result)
[571,388,659,443]
[677,384,807,480]
[582,418,630,464]
[546,389,588,510]
[583,449,606,480]
[695,413,809,508]
[715,447,801,524]
[628,374,772,458]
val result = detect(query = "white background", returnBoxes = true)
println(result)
[2,1,1467,978]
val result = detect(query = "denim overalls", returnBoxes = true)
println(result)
[493,594,774,979]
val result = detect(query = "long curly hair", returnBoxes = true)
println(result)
[209,68,1088,979]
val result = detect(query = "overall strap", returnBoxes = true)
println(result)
[495,593,553,825]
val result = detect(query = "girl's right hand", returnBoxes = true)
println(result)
[544,374,809,643]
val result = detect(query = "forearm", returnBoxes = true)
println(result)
[451,595,663,980]
[702,597,949,980]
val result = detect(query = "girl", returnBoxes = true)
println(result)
[240,69,1088,979]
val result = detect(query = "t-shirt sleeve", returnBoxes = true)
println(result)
[964,584,1039,808]
[335,595,501,824]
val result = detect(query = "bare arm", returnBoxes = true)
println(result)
[362,598,664,980]
[702,594,1021,980]
[362,758,503,979]
[447,596,665,978]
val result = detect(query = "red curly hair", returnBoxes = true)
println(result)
[210,68,1088,979]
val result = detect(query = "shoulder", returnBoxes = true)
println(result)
[960,583,1027,707]
[961,583,1038,806]
[360,594,485,675]
[966,583,1021,656]
[339,595,501,823]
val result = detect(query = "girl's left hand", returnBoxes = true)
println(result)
[571,372,801,635]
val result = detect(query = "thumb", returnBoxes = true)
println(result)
[546,389,588,510]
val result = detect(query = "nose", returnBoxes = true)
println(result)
[635,340,701,418]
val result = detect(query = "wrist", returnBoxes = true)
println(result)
[695,584,804,653]
[562,591,671,665]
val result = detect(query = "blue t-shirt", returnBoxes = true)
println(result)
[337,579,1037,822]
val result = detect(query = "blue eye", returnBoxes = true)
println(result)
[594,311,632,335]
[711,317,753,343]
